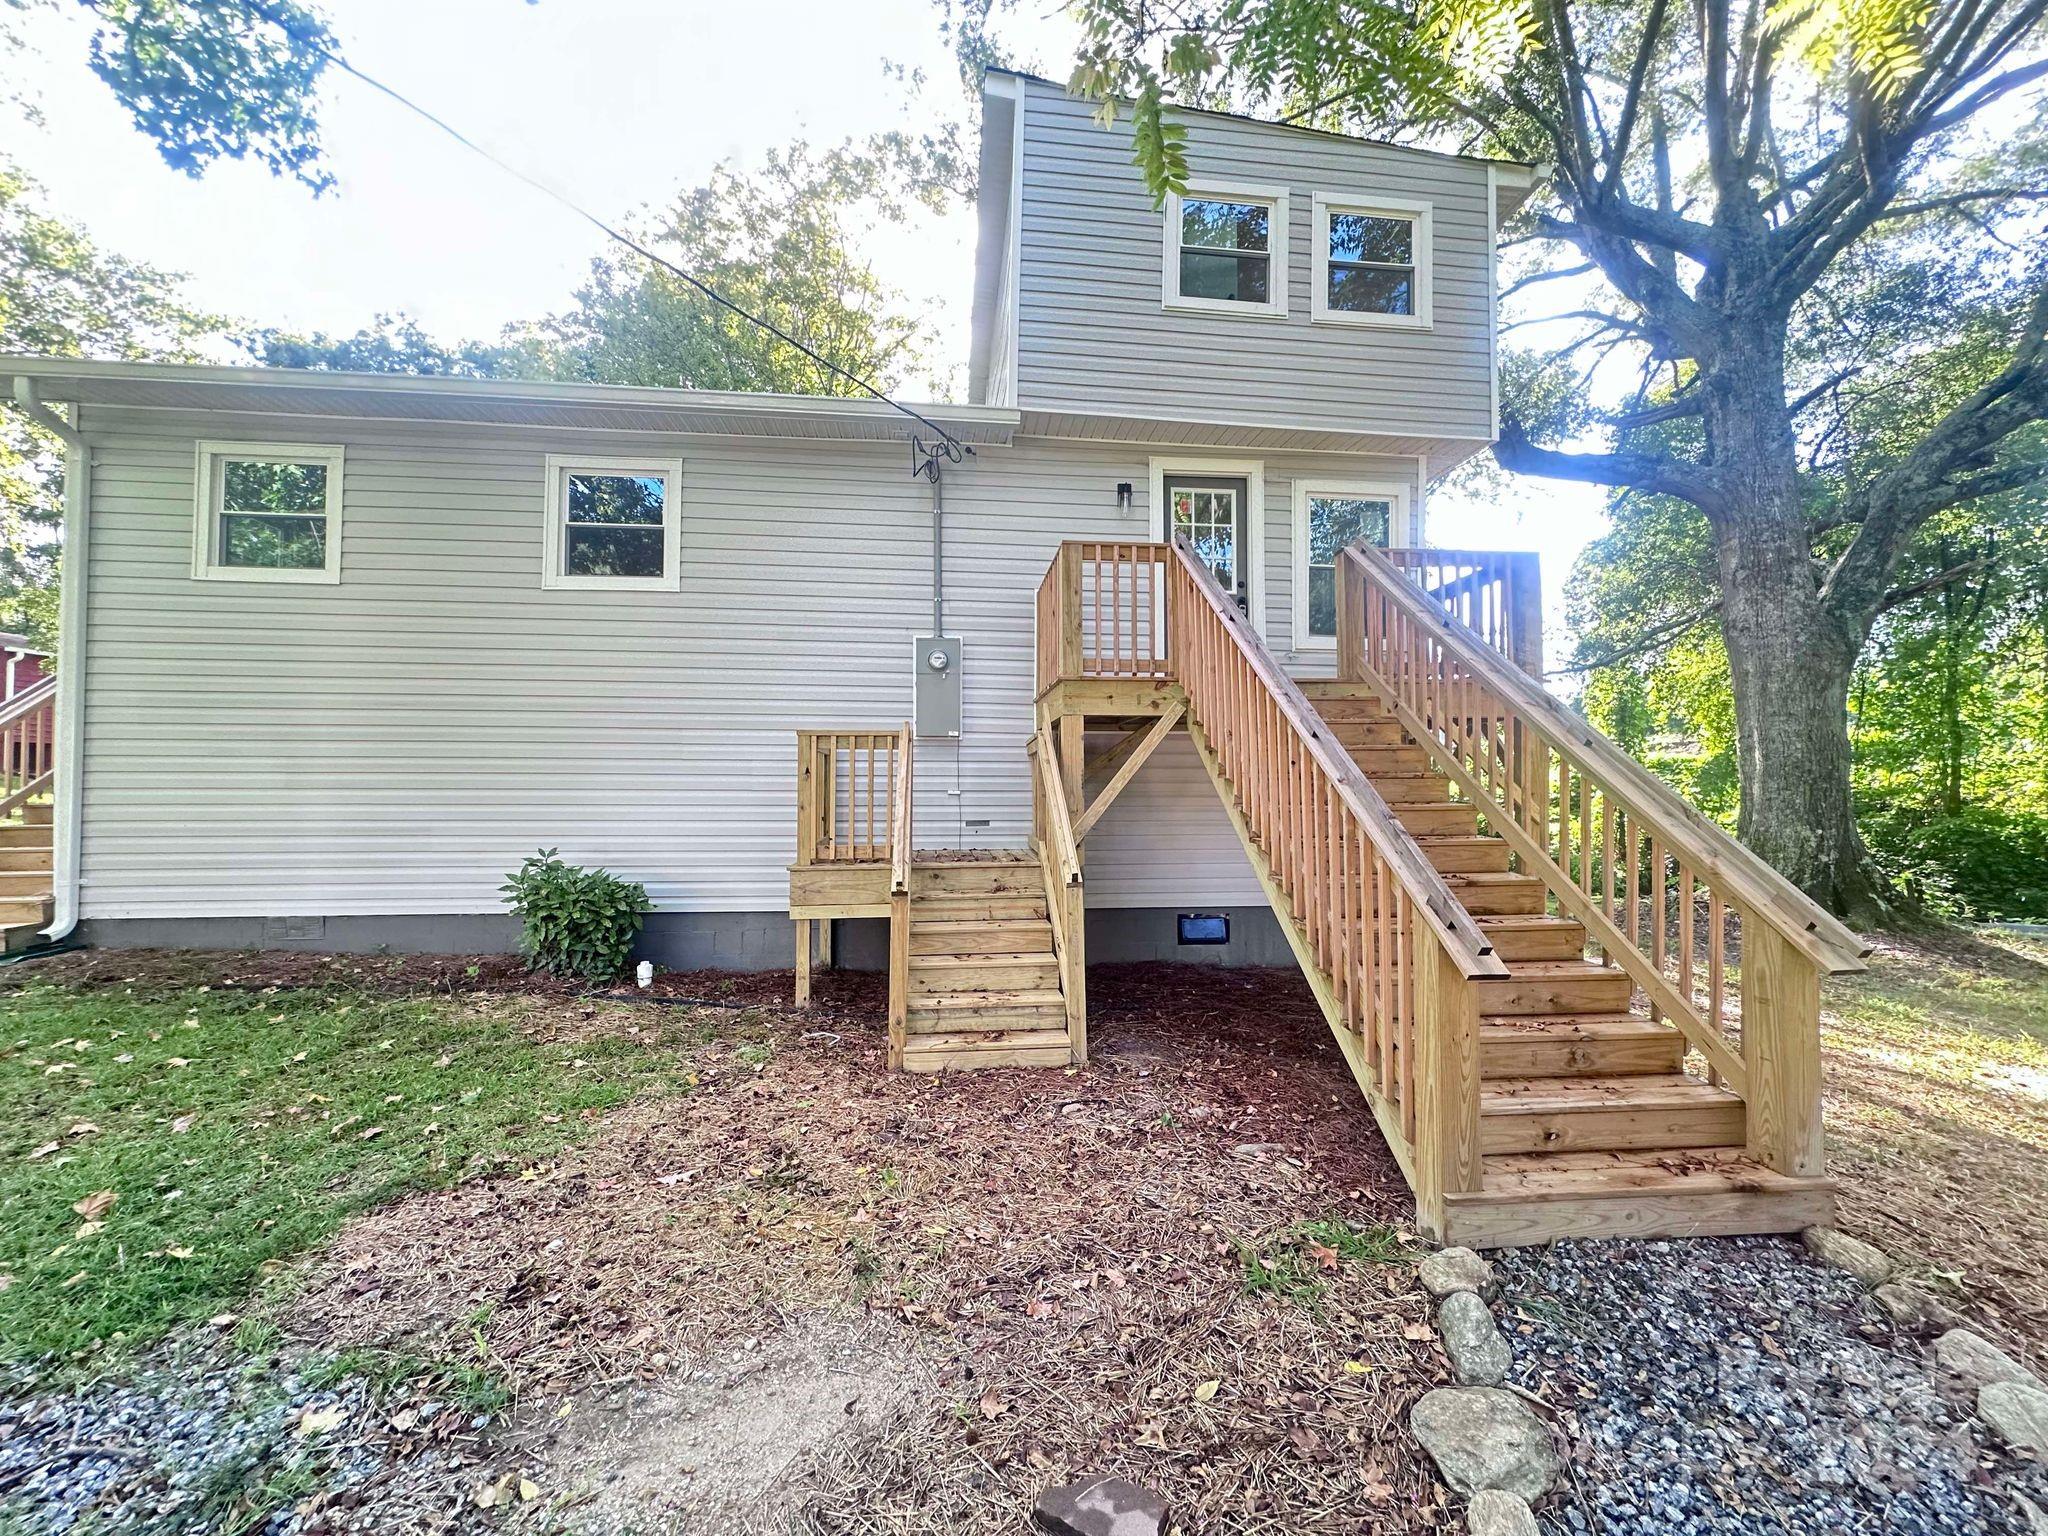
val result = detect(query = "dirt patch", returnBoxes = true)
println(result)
[271,963,1451,1533]
[528,1311,924,1534]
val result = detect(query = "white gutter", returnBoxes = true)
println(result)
[10,377,86,942]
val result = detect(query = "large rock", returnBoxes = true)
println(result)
[1420,1247,1498,1301]
[1872,1283,1956,1335]
[1979,1381,2048,1455]
[1802,1226,1893,1286]
[1033,1475,1167,1536]
[1467,1488,1540,1536]
[1439,1291,1512,1386]
[1934,1329,2040,1394]
[1410,1387,1558,1500]
[2021,1496,2048,1536]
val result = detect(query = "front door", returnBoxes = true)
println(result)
[1166,474,1251,613]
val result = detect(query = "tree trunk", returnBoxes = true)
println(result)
[1704,328,1895,923]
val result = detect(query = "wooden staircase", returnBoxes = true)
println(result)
[0,802,54,954]
[904,853,1073,1072]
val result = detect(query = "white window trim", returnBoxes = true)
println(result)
[1149,455,1266,634]
[1162,181,1291,319]
[541,454,684,592]
[1310,192,1433,330]
[1291,477,1411,651]
[192,441,345,585]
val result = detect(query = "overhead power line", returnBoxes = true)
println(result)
[245,1,971,458]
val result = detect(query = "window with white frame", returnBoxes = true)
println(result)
[192,442,344,583]
[1164,185,1289,316]
[1294,481,1403,647]
[541,455,684,591]
[1311,194,1431,326]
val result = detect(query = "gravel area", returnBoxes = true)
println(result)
[0,1341,503,1534]
[1495,1235,2048,1535]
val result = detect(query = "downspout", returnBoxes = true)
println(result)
[930,462,944,637]
[9,378,87,941]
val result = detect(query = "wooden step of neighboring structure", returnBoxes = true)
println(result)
[0,810,53,952]
[1443,1150,1835,1246]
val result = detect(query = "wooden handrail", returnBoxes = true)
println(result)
[1344,542,1867,972]
[1,674,56,819]
[1171,539,1504,979]
[1030,728,1083,889]
[889,721,913,896]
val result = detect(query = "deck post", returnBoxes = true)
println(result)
[1740,914,1825,1178]
[1058,543,1085,679]
[1336,553,1366,682]
[794,918,813,1007]
[886,889,909,1071]
[1507,552,1543,679]
[1412,931,1484,1240]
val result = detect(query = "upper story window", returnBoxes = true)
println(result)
[192,442,344,584]
[1312,195,1432,328]
[1163,184,1290,318]
[541,455,683,591]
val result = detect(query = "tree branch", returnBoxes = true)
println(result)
[1495,419,1723,511]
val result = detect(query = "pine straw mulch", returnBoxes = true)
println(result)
[259,962,1455,1534]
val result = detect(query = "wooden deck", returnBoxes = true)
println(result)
[787,538,1867,1247]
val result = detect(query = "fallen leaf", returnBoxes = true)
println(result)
[978,1390,1009,1420]
[170,1114,195,1134]
[164,1057,193,1068]
[1192,1379,1221,1402]
[1306,1239,1340,1272]
[61,1270,88,1288]
[1402,1321,1435,1341]
[296,1406,348,1438]
[71,1190,116,1222]
[1342,1360,1374,1375]
[518,1478,540,1503]
[164,1246,194,1260]
[27,1141,59,1161]
[1132,1418,1169,1450]
[1024,1297,1059,1319]
[357,1127,383,1142]
[66,1122,99,1138]
[209,1312,238,1329]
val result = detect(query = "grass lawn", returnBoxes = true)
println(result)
[0,970,687,1379]
[1821,929,2048,1362]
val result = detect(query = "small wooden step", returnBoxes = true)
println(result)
[908,954,1061,993]
[0,872,52,899]
[1416,834,1513,875]
[0,825,53,850]
[1480,1016,1686,1078]
[906,991,1067,1033]
[912,894,1050,922]
[0,846,54,873]
[1297,681,1386,706]
[0,896,52,930]
[1443,872,1547,915]
[912,861,1047,899]
[909,918,1055,956]
[21,804,52,827]
[1475,914,1587,961]
[901,1029,1073,1073]
[1477,960,1634,1017]
[1479,1074,1745,1154]
[1444,1149,1836,1247]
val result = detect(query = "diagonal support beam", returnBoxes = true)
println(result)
[1073,701,1185,841]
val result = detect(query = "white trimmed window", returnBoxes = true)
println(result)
[192,442,345,583]
[541,455,684,592]
[1293,480,1406,649]
[1163,183,1289,317]
[1311,194,1432,327]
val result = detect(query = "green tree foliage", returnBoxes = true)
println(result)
[531,140,960,397]
[0,161,220,647]
[9,0,338,189]
[237,313,540,379]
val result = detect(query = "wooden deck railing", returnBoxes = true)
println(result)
[1338,542,1867,1178]
[1028,724,1088,1060]
[0,675,55,818]
[1036,541,1172,694]
[1376,548,1543,677]
[1166,537,1508,1221]
[794,729,910,867]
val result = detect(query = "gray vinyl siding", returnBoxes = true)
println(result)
[74,410,1414,921]
[1012,81,1496,440]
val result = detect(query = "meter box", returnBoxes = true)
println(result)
[914,635,962,738]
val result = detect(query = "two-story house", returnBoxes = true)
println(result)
[2,70,1864,1244]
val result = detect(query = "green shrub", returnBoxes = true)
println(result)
[500,848,650,980]
[1860,807,2048,922]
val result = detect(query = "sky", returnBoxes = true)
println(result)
[3,0,1608,624]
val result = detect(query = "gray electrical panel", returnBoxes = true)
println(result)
[914,635,962,738]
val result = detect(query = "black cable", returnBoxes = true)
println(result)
[242,1,973,459]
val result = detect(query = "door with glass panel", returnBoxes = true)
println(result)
[1167,475,1251,614]
[1300,489,1396,643]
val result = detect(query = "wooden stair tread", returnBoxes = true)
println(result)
[904,1028,1071,1051]
[1479,1015,1671,1042]
[909,989,1066,1010]
[1481,1074,1739,1113]
[1473,1147,1831,1198]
